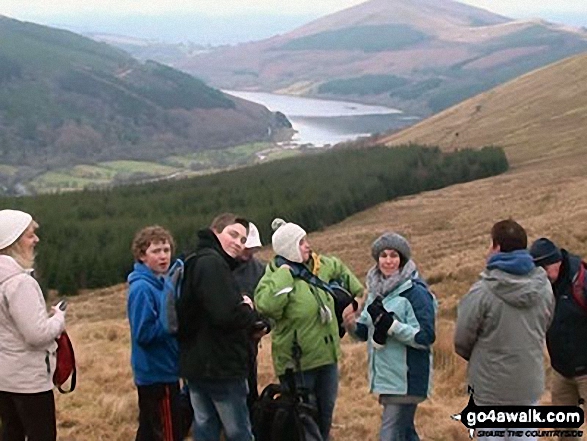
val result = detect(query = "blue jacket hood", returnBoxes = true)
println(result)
[486,250,535,276]
[127,262,165,289]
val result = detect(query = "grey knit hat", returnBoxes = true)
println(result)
[271,218,307,263]
[371,232,411,263]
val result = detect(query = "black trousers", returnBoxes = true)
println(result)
[0,390,56,441]
[247,339,260,413]
[136,382,183,441]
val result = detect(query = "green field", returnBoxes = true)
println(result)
[27,143,296,193]
[0,164,18,176]
[164,142,272,169]
[29,161,182,192]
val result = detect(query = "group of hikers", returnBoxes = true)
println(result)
[0,208,585,441]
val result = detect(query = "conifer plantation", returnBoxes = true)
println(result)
[1,144,508,294]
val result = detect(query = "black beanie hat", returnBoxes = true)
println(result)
[529,237,562,267]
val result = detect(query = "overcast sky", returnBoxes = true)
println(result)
[0,0,585,19]
[2,1,585,44]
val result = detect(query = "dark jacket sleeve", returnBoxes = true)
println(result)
[188,254,258,331]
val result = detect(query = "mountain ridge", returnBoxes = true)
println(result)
[172,0,587,117]
[0,16,289,190]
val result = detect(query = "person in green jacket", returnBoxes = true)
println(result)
[254,218,364,441]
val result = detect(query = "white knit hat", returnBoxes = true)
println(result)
[271,218,306,263]
[245,222,262,249]
[0,210,33,250]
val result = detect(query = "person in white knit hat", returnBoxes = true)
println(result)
[0,209,66,441]
[255,218,364,441]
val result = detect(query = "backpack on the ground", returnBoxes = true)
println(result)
[160,258,184,335]
[252,370,323,441]
[53,330,76,394]
[572,260,587,313]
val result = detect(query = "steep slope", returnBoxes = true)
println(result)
[0,17,289,180]
[174,0,587,116]
[382,52,587,166]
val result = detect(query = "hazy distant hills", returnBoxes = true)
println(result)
[0,16,289,181]
[173,0,587,116]
[381,51,587,166]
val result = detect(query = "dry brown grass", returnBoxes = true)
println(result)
[53,53,587,439]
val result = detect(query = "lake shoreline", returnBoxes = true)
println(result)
[225,90,418,146]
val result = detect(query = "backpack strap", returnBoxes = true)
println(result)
[57,367,76,394]
[274,256,334,295]
[571,261,587,314]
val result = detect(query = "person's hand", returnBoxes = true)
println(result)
[372,312,394,347]
[342,304,357,331]
[251,318,270,341]
[367,297,386,322]
[51,306,66,318]
[367,297,394,347]
[242,295,254,309]
[279,263,291,271]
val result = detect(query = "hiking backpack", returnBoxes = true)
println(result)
[160,258,185,335]
[252,370,323,441]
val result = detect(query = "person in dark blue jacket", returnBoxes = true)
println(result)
[530,238,587,441]
[127,225,182,441]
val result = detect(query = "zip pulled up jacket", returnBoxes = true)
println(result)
[127,262,179,386]
[0,255,65,393]
[455,250,554,406]
[177,229,259,381]
[254,254,363,376]
[355,273,437,398]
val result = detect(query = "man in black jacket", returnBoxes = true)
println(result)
[530,238,587,441]
[177,213,259,441]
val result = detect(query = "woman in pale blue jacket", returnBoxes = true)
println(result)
[344,232,437,441]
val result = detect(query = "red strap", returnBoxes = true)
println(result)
[572,261,587,313]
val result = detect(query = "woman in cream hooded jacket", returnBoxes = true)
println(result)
[0,210,65,441]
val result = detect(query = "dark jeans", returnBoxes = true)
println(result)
[0,390,56,441]
[136,382,183,441]
[279,363,339,441]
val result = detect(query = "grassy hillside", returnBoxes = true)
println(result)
[0,16,290,192]
[172,0,587,116]
[381,52,587,165]
[46,51,587,440]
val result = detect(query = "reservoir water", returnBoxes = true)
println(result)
[225,90,419,146]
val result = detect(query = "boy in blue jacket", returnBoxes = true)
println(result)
[127,225,182,441]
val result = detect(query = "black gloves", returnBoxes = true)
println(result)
[367,297,394,346]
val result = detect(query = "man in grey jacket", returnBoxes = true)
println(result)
[455,219,554,441]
